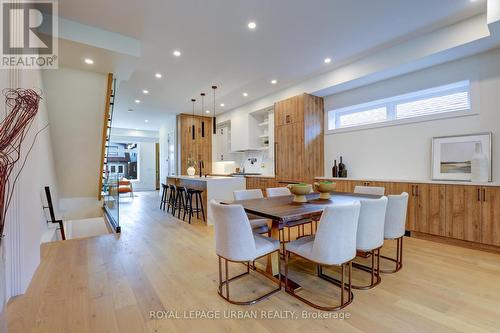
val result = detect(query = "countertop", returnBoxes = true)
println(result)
[209,174,276,178]
[315,176,500,187]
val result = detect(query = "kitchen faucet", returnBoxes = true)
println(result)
[199,160,204,177]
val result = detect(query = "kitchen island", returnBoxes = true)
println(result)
[166,175,246,225]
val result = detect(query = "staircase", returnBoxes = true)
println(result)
[99,73,121,232]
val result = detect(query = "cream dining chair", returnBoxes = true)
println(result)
[380,192,409,273]
[266,187,316,241]
[211,200,281,305]
[350,196,388,289]
[354,185,385,196]
[233,189,270,235]
[284,202,361,311]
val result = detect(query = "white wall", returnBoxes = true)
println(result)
[1,68,59,301]
[42,67,107,199]
[323,47,500,181]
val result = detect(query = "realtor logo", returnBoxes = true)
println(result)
[1,0,58,68]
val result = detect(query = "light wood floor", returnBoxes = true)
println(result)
[7,191,500,333]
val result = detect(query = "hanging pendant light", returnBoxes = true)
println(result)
[212,85,217,134]
[200,93,205,138]
[191,98,196,140]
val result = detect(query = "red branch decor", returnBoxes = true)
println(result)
[0,88,42,244]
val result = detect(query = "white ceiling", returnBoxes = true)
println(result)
[57,0,486,130]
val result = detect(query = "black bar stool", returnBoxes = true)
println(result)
[167,184,177,214]
[160,183,168,210]
[184,188,206,224]
[173,186,188,219]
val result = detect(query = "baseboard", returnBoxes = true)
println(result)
[410,231,500,254]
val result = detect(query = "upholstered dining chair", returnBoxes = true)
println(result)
[354,186,385,196]
[266,187,316,241]
[380,192,409,273]
[233,189,270,235]
[284,203,361,311]
[211,200,281,305]
[350,196,388,289]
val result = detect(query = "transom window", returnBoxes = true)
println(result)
[327,80,471,132]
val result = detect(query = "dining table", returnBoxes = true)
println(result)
[224,191,383,289]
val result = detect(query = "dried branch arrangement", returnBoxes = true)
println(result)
[0,88,42,245]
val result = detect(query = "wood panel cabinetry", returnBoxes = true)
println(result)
[445,185,481,242]
[315,177,500,250]
[481,187,500,246]
[245,177,279,196]
[177,114,212,175]
[274,94,324,184]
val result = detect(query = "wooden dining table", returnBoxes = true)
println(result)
[224,191,382,287]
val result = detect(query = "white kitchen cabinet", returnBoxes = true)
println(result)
[230,113,250,152]
[214,123,233,161]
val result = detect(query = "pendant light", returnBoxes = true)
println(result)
[191,98,196,140]
[200,93,205,138]
[212,85,217,134]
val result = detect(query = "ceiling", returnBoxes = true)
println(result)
[57,0,487,130]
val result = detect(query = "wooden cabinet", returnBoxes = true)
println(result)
[332,179,352,193]
[445,185,481,242]
[313,177,500,249]
[177,114,212,175]
[481,187,500,246]
[246,177,277,196]
[275,94,324,184]
[411,184,446,236]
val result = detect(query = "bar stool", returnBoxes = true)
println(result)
[184,188,206,223]
[167,184,177,214]
[285,203,361,311]
[173,186,188,219]
[380,193,408,273]
[211,200,281,305]
[160,183,168,210]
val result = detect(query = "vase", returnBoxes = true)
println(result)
[0,238,7,333]
[471,142,489,182]
[187,166,196,176]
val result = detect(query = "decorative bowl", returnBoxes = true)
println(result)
[287,183,313,203]
[314,181,336,199]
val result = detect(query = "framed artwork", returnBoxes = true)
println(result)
[432,133,492,181]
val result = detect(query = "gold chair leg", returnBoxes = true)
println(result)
[285,252,354,311]
[217,252,281,305]
[380,237,403,273]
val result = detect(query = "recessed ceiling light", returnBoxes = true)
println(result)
[145,119,149,123]
[324,58,332,64]
[243,92,248,97]
[128,108,133,112]
[155,73,162,78]
[84,58,94,65]
[142,89,149,94]
[271,79,277,84]
[173,50,181,57]
[205,110,210,114]
[248,21,257,30]
[135,99,141,104]
[220,103,225,107]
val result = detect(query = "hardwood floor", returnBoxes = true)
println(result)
[7,191,500,332]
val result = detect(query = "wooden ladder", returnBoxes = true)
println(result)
[98,73,116,200]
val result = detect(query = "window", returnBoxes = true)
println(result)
[107,142,139,180]
[327,81,471,132]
